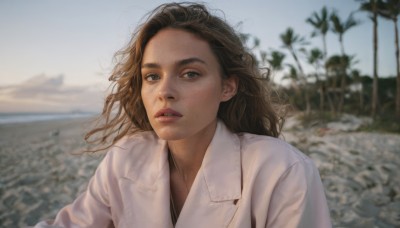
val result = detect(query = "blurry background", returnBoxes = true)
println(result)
[1,1,399,227]
[0,0,396,115]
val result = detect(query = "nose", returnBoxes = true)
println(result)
[158,75,177,101]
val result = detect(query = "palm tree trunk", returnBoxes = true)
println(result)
[327,89,336,116]
[322,34,328,59]
[322,35,328,114]
[338,38,347,114]
[371,2,379,118]
[359,84,364,113]
[320,83,325,112]
[394,18,400,118]
[315,73,325,113]
[305,88,311,114]
[338,71,346,114]
[314,71,325,113]
[331,69,340,111]
[339,35,345,57]
[289,47,310,114]
[290,48,305,75]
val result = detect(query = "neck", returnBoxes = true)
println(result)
[167,121,217,182]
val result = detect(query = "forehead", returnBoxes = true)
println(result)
[142,28,220,67]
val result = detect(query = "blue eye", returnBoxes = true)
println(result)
[144,74,160,81]
[182,71,200,79]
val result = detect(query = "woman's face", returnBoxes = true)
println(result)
[141,28,236,141]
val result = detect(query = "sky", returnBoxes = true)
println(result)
[0,0,397,113]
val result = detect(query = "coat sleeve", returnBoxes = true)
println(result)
[265,158,332,228]
[31,153,115,228]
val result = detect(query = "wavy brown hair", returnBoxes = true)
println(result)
[85,2,284,150]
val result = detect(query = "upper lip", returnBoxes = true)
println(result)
[155,108,183,117]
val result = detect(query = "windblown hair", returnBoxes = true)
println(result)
[85,2,284,150]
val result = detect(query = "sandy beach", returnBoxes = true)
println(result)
[1,115,400,227]
[282,114,400,227]
[0,118,104,227]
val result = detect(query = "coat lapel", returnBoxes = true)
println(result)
[116,121,242,228]
[117,137,174,228]
[177,121,242,227]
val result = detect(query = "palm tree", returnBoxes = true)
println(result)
[358,0,384,117]
[306,8,331,114]
[378,0,400,118]
[282,64,302,109]
[305,48,326,112]
[262,50,285,83]
[262,50,286,72]
[282,64,300,89]
[325,55,351,114]
[283,64,298,77]
[259,50,284,83]
[330,11,359,113]
[280,28,308,74]
[306,6,330,59]
[330,11,360,56]
[280,28,311,113]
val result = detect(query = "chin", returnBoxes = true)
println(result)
[154,129,187,141]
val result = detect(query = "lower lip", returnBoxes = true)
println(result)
[156,115,182,123]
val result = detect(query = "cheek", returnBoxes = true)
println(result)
[189,84,223,109]
[141,87,153,113]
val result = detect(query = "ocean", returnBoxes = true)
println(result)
[0,112,96,125]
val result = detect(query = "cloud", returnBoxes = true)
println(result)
[0,74,106,113]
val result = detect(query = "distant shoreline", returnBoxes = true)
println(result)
[0,112,98,125]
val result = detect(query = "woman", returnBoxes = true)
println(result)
[33,2,331,228]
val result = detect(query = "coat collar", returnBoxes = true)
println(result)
[125,120,242,201]
[201,120,242,202]
[119,120,242,227]
[176,120,242,227]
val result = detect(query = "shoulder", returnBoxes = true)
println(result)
[109,130,162,154]
[238,132,316,181]
[102,131,166,177]
[106,131,160,159]
[239,133,309,165]
[237,134,331,227]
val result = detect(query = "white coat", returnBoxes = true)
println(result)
[32,121,332,228]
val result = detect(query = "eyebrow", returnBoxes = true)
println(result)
[141,57,207,69]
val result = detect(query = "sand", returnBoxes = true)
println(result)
[282,114,400,228]
[1,115,399,227]
[0,118,104,227]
